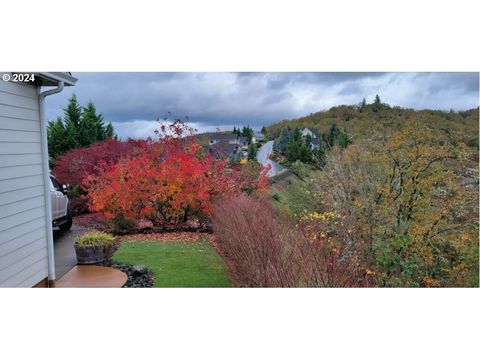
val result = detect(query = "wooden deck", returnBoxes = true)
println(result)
[55,265,128,288]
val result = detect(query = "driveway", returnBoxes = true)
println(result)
[256,140,285,177]
[53,224,90,279]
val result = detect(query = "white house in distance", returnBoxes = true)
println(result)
[301,127,321,150]
[254,131,265,141]
[0,72,77,287]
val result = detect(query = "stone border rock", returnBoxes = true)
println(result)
[100,261,155,288]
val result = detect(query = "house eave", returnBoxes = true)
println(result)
[34,72,78,87]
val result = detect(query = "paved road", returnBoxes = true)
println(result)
[256,140,285,177]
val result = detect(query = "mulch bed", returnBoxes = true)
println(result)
[73,213,212,235]
[73,213,107,230]
[100,260,155,288]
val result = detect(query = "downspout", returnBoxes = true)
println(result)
[38,80,64,287]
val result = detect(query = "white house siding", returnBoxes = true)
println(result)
[0,79,49,287]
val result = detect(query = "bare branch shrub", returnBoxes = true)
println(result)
[212,194,367,287]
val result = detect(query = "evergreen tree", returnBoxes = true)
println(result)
[324,123,351,149]
[247,143,256,160]
[261,126,267,136]
[105,123,115,139]
[274,127,290,153]
[327,123,340,147]
[299,142,312,163]
[242,125,253,143]
[314,145,327,168]
[292,127,302,142]
[305,134,313,147]
[80,102,109,145]
[78,102,96,146]
[65,117,80,150]
[63,95,82,149]
[372,94,383,113]
[286,140,300,162]
[64,94,82,127]
[47,117,68,159]
[47,95,116,160]
[338,131,352,148]
[360,98,367,111]
[286,128,312,163]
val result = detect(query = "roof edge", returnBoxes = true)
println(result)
[36,72,77,86]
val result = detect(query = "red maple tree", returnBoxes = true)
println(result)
[53,137,150,189]
[84,120,268,226]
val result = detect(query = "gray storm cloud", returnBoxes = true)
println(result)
[45,72,479,139]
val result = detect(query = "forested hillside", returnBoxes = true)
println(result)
[267,100,479,149]
[262,99,479,287]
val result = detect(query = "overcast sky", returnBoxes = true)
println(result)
[45,72,479,139]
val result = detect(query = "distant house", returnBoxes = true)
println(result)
[254,132,265,141]
[207,142,244,161]
[301,128,320,139]
[238,136,248,148]
[209,133,239,145]
[302,128,321,150]
[207,133,250,160]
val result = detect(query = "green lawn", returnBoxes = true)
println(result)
[112,240,231,287]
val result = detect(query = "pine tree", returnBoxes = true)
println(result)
[63,95,82,149]
[293,127,302,142]
[65,117,79,150]
[286,128,312,163]
[47,95,116,159]
[372,94,383,113]
[314,145,327,168]
[247,143,256,160]
[274,127,290,153]
[338,132,352,148]
[327,123,340,147]
[47,117,68,159]
[104,123,115,139]
[242,125,253,143]
[305,134,313,147]
[80,102,108,145]
[299,142,312,163]
[286,139,300,162]
[78,102,95,146]
[64,94,82,127]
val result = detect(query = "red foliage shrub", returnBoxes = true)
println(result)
[212,195,369,287]
[85,121,269,228]
[212,194,299,287]
[53,138,150,189]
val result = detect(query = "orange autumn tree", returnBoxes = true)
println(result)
[85,119,268,228]
[309,119,478,287]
